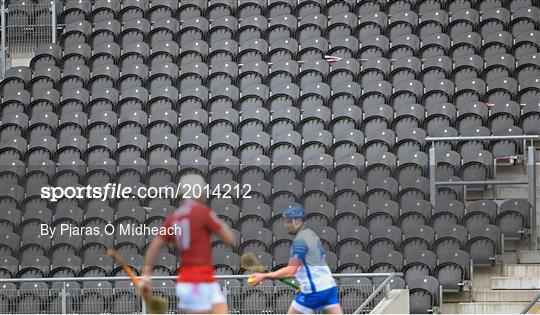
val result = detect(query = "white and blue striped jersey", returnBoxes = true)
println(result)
[290,228,336,294]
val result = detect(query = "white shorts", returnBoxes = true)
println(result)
[176,282,226,311]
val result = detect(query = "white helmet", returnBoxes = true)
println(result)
[179,174,206,199]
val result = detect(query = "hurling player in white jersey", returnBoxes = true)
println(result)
[249,206,343,314]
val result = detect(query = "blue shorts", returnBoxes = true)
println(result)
[292,286,339,313]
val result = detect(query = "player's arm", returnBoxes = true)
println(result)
[250,239,306,285]
[207,209,236,246]
[260,258,301,279]
[214,222,236,246]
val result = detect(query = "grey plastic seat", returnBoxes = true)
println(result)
[90,20,121,48]
[430,200,465,232]
[511,6,540,35]
[61,20,92,47]
[14,282,49,314]
[400,224,435,258]
[177,16,207,46]
[459,150,493,189]
[408,276,440,313]
[435,250,470,292]
[463,200,498,231]
[119,0,148,21]
[368,226,402,258]
[355,10,388,44]
[116,64,148,92]
[118,17,149,47]
[0,67,31,97]
[489,126,523,159]
[335,238,369,271]
[237,14,267,43]
[403,249,437,284]
[61,0,91,24]
[369,250,404,273]
[482,30,513,59]
[365,199,399,232]
[0,232,20,258]
[208,16,238,45]
[29,43,61,70]
[119,41,151,70]
[453,74,487,106]
[433,224,468,258]
[0,207,21,233]
[51,254,82,278]
[418,9,448,38]
[147,17,179,46]
[271,239,293,267]
[146,41,178,66]
[79,280,113,313]
[331,194,363,229]
[398,192,431,227]
[466,225,501,266]
[362,119,393,151]
[496,198,531,240]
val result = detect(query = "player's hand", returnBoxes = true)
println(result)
[139,278,151,299]
[248,273,266,286]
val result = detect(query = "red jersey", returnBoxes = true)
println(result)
[159,199,223,283]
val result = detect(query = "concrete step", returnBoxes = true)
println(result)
[473,289,539,302]
[472,266,503,289]
[441,303,459,314]
[495,187,528,199]
[504,264,540,277]
[458,302,528,314]
[519,251,540,264]
[442,291,471,303]
[491,276,540,289]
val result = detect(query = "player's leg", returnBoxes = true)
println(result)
[288,301,312,314]
[210,282,229,314]
[211,302,229,314]
[323,304,344,314]
[184,308,212,314]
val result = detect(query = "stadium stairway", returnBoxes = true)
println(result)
[445,258,540,314]
[442,154,540,314]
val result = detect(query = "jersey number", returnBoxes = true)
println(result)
[176,218,191,251]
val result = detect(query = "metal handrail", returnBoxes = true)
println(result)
[436,180,530,186]
[0,0,6,78]
[353,273,403,314]
[426,135,540,141]
[522,293,540,314]
[0,273,402,314]
[0,272,399,283]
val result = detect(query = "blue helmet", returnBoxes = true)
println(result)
[282,205,306,220]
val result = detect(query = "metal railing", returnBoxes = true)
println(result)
[4,3,55,55]
[522,293,540,314]
[427,135,539,249]
[0,273,402,314]
[1,1,7,78]
[0,1,56,77]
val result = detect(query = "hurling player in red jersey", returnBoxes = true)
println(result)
[141,174,236,314]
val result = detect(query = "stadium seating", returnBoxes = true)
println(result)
[1,0,540,313]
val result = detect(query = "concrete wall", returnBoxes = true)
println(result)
[370,289,409,314]
[10,56,32,67]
